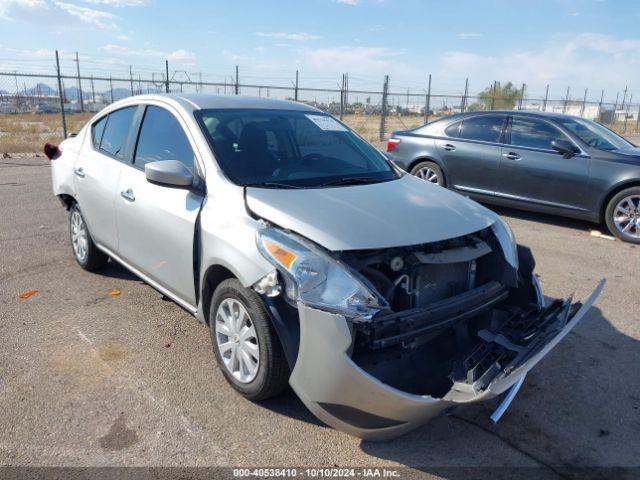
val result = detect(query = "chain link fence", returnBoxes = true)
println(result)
[1,52,639,154]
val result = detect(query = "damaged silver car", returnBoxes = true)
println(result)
[49,94,603,440]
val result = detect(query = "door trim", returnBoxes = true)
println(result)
[95,243,198,315]
[455,185,590,212]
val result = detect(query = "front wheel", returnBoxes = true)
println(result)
[410,161,445,186]
[69,203,109,270]
[605,187,640,244]
[209,279,289,401]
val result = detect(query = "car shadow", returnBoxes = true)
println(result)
[357,305,639,477]
[257,387,327,428]
[99,259,140,281]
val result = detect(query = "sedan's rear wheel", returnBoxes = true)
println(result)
[209,279,289,400]
[410,161,445,186]
[69,203,108,270]
[605,187,640,244]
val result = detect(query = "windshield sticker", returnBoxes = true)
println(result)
[305,114,349,132]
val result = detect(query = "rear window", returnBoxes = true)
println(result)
[99,107,137,160]
[459,115,506,143]
[444,121,461,138]
[197,109,396,188]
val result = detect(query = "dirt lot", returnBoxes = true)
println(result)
[0,153,639,478]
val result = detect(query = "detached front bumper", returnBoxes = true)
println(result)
[288,280,605,440]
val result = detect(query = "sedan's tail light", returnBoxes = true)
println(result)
[387,138,401,152]
[43,143,61,160]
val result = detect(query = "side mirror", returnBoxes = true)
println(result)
[145,160,193,188]
[551,139,577,158]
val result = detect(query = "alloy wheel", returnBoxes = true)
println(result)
[215,298,260,383]
[415,166,441,185]
[70,210,89,263]
[613,195,640,239]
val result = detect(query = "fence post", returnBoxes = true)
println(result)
[91,75,95,104]
[75,51,84,112]
[424,73,431,124]
[580,88,587,117]
[234,65,239,95]
[610,92,619,127]
[490,80,497,110]
[562,86,570,114]
[597,89,604,121]
[129,65,134,96]
[623,94,632,134]
[339,73,345,120]
[294,70,299,102]
[109,75,114,103]
[379,75,389,142]
[636,103,640,133]
[165,60,170,93]
[542,84,549,112]
[55,50,68,139]
[518,83,525,110]
[460,77,468,112]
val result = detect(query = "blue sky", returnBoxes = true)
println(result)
[1,0,639,100]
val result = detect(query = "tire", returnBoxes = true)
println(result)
[410,160,445,186]
[605,186,640,244]
[209,278,289,401]
[69,203,109,270]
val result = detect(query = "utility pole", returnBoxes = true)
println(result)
[379,75,389,142]
[234,65,239,95]
[165,60,170,93]
[74,51,84,112]
[294,70,299,102]
[424,74,431,124]
[55,50,68,139]
[542,84,549,112]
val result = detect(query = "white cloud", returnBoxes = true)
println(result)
[457,32,482,40]
[0,0,48,21]
[54,1,117,28]
[116,33,131,40]
[82,0,148,6]
[303,46,401,74]
[336,0,360,4]
[255,32,320,41]
[101,43,196,63]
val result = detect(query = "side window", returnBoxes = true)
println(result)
[91,116,107,149]
[510,117,569,150]
[459,115,506,143]
[100,107,137,160]
[134,106,195,170]
[444,121,461,138]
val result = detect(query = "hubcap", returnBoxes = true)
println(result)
[70,210,89,263]
[415,166,441,185]
[613,195,640,239]
[215,298,259,383]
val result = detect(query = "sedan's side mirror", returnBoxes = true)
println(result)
[551,139,577,158]
[145,160,194,188]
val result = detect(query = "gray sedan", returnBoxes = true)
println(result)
[386,111,640,243]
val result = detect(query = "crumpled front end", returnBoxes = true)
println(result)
[289,281,603,440]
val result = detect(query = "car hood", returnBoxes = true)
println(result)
[245,174,498,251]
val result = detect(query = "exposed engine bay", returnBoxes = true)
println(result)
[336,226,571,399]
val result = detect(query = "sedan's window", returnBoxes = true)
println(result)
[509,117,569,150]
[197,109,397,188]
[100,107,137,160]
[134,106,194,170]
[459,115,506,143]
[91,116,107,149]
[444,121,461,138]
[556,117,631,151]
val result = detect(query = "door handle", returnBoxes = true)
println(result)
[443,144,457,151]
[73,167,85,178]
[120,189,135,202]
[503,152,521,161]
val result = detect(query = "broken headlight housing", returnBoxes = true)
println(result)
[256,227,386,318]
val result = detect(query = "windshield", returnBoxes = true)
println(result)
[557,117,632,151]
[196,109,397,188]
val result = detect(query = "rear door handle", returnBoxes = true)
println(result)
[73,167,85,178]
[120,189,135,202]
[503,152,521,161]
[443,144,457,151]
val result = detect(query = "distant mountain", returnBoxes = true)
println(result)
[26,83,56,96]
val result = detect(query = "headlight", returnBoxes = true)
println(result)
[491,217,519,270]
[256,227,385,318]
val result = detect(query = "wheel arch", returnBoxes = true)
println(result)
[600,180,640,223]
[57,193,76,211]
[200,263,237,325]
[407,156,448,186]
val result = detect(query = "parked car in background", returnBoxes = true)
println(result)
[386,111,640,243]
[48,95,602,439]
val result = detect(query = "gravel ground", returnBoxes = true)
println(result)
[0,156,639,479]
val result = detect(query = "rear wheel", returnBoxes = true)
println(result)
[605,187,640,244]
[410,161,445,186]
[69,203,108,270]
[209,278,289,401]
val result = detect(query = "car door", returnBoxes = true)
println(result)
[115,104,204,308]
[434,114,507,194]
[73,106,139,251]
[498,116,591,212]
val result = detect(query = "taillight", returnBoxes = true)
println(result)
[43,143,61,160]
[387,138,401,152]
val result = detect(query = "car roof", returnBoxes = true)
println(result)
[123,93,321,113]
[451,109,584,122]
